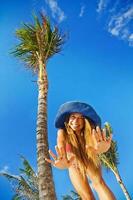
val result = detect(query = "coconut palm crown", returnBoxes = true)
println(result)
[12,13,65,70]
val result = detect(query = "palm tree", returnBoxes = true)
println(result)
[12,13,65,200]
[62,190,81,200]
[100,122,131,200]
[0,156,39,200]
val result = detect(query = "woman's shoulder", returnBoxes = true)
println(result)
[57,129,66,139]
[57,128,66,134]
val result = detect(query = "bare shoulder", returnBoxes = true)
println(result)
[57,129,66,139]
[57,129,67,145]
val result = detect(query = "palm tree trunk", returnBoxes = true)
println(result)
[113,168,131,200]
[36,59,57,200]
[100,156,131,200]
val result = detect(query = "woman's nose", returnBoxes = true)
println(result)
[73,118,79,122]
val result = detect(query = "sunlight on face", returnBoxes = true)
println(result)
[68,113,85,133]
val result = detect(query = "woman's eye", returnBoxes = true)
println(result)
[71,116,75,120]
[70,116,84,120]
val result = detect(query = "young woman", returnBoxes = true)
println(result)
[45,101,116,200]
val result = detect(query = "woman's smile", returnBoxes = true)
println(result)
[68,113,85,132]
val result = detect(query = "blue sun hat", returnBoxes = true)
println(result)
[55,101,101,128]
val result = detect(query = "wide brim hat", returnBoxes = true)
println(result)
[55,101,101,128]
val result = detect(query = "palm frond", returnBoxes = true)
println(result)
[20,155,36,177]
[0,156,39,200]
[12,194,21,200]
[62,195,73,200]
[62,190,81,200]
[11,12,66,71]
[19,156,38,191]
[33,13,42,30]
[99,122,119,172]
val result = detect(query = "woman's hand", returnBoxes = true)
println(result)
[45,145,75,169]
[86,126,112,154]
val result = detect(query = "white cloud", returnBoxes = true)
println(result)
[108,6,133,40]
[108,16,124,36]
[79,5,85,17]
[0,165,9,173]
[97,0,133,46]
[121,28,130,39]
[45,0,66,23]
[97,0,108,13]
[128,33,133,46]
[129,33,133,40]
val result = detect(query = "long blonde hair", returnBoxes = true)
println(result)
[64,118,100,178]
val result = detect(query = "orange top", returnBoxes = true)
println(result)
[65,143,72,152]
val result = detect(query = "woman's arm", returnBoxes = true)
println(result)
[57,129,66,150]
[45,129,75,169]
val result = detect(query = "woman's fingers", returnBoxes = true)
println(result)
[45,158,54,165]
[92,129,98,147]
[96,126,103,141]
[55,145,61,157]
[68,156,75,167]
[60,146,66,157]
[92,127,102,143]
[45,145,74,169]
[49,149,57,160]
[92,129,99,141]
[56,145,67,160]
[45,149,57,165]
[102,128,107,141]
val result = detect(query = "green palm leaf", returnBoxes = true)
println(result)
[62,190,81,200]
[99,122,131,200]
[0,156,39,200]
[11,12,66,71]
[99,122,119,173]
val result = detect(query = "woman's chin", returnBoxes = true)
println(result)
[71,127,81,132]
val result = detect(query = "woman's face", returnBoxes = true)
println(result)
[68,113,85,133]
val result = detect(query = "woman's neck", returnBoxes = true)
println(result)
[75,130,83,136]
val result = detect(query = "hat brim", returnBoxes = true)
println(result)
[54,101,101,128]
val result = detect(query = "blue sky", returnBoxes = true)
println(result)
[0,0,133,199]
